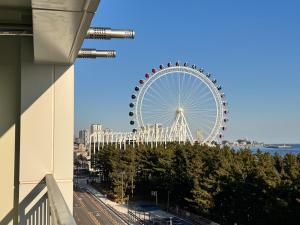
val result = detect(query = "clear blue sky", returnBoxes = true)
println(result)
[75,0,300,144]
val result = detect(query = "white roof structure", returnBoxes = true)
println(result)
[0,0,100,64]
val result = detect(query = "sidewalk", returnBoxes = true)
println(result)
[84,183,129,214]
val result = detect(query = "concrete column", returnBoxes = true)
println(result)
[0,36,74,224]
[0,37,21,225]
[19,38,74,211]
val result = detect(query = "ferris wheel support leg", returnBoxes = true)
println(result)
[93,140,95,155]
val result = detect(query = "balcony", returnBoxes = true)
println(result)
[17,174,77,225]
[0,0,100,224]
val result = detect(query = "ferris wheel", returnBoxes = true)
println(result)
[129,62,228,144]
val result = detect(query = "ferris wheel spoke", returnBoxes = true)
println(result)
[142,103,172,114]
[197,90,216,103]
[147,84,177,107]
[185,106,216,114]
[185,99,215,108]
[142,108,174,116]
[184,99,214,113]
[166,74,179,97]
[145,88,170,107]
[178,72,182,106]
[192,112,218,118]
[152,76,174,101]
[187,109,217,115]
[142,96,173,109]
[183,80,211,104]
[182,74,207,101]
[185,96,215,108]
[143,112,174,126]
[186,101,215,113]
[181,76,202,104]
[143,88,174,109]
[146,112,174,122]
[188,113,216,125]
[181,74,193,99]
[142,103,176,115]
[181,72,194,105]
[188,113,216,122]
[185,91,215,108]
[142,110,173,116]
[182,86,209,109]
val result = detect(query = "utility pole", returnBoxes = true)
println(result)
[121,172,124,203]
[169,217,173,225]
[167,191,170,211]
[131,172,134,198]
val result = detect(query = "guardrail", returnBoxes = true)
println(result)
[128,210,148,225]
[45,174,77,225]
[18,174,76,225]
[168,207,219,225]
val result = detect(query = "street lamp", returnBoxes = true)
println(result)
[167,191,170,211]
[121,171,125,203]
[169,217,173,225]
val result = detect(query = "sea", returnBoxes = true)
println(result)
[249,144,300,156]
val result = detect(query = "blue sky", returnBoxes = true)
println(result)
[75,0,300,144]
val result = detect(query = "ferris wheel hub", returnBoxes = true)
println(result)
[176,107,184,113]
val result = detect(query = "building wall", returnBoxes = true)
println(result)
[0,37,74,224]
[19,38,74,210]
[0,37,21,225]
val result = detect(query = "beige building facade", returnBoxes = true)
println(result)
[0,1,100,224]
[0,36,74,225]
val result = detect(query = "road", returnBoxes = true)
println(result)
[73,188,127,225]
[73,181,198,225]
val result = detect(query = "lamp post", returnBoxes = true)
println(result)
[169,217,173,225]
[167,191,170,211]
[121,171,125,203]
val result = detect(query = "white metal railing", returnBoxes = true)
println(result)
[45,174,77,225]
[19,174,76,225]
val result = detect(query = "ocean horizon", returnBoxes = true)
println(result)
[250,144,300,156]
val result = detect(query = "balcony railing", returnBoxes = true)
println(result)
[46,174,76,225]
[19,174,76,225]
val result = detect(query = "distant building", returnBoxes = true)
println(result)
[87,123,114,171]
[74,143,88,158]
[74,137,80,144]
[79,129,89,146]
[90,124,102,134]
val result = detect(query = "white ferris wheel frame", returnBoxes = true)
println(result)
[133,66,225,144]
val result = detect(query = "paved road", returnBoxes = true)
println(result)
[73,188,126,225]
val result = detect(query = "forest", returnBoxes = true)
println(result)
[91,143,300,225]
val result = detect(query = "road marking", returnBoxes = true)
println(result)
[74,191,99,225]
[88,212,100,225]
[83,192,120,225]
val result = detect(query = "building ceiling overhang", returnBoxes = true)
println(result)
[0,0,100,65]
